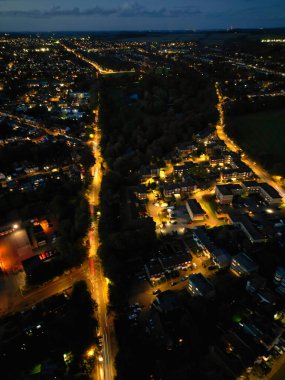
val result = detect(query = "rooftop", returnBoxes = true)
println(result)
[189,273,214,296]
[259,182,282,199]
[186,199,206,215]
[232,252,258,272]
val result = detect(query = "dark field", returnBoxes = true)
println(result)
[227,109,285,175]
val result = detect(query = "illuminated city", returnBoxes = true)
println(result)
[0,2,285,380]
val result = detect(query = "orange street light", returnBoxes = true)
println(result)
[86,348,95,357]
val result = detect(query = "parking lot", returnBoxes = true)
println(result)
[146,192,226,237]
[128,247,220,314]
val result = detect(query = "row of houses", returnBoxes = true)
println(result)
[215,181,283,206]
[144,246,193,283]
[242,181,283,205]
[215,183,243,204]
[187,251,260,299]
[219,160,254,182]
[193,227,232,269]
[229,212,268,244]
[193,226,261,274]
[162,175,197,198]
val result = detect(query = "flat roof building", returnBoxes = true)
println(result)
[229,212,267,244]
[188,273,215,298]
[186,199,206,221]
[231,252,258,277]
[259,183,282,205]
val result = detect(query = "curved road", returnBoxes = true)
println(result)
[215,82,285,199]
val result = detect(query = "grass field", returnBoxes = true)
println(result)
[227,109,285,175]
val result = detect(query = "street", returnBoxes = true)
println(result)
[0,263,88,316]
[0,111,65,137]
[61,42,134,75]
[87,109,115,380]
[215,83,285,198]
[61,41,116,380]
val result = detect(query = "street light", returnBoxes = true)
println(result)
[13,224,19,229]
[87,348,95,357]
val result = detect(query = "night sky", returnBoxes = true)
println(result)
[0,0,284,32]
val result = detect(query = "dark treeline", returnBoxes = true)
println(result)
[97,68,219,378]
[0,140,71,172]
[225,94,285,117]
[99,66,218,175]
[1,281,98,380]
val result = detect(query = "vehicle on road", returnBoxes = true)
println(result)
[98,336,103,348]
[153,289,161,295]
[180,276,188,282]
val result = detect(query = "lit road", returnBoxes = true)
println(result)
[0,263,88,316]
[0,111,65,137]
[224,58,285,78]
[61,43,135,76]
[61,40,116,379]
[215,83,285,199]
[87,109,115,380]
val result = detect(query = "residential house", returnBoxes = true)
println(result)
[186,199,206,221]
[231,252,258,276]
[212,248,232,269]
[144,259,165,283]
[241,181,261,194]
[173,165,187,176]
[273,267,285,295]
[259,183,282,205]
[205,140,227,155]
[194,127,217,145]
[159,251,192,272]
[188,273,215,298]
[229,212,267,244]
[209,152,234,167]
[176,143,195,158]
[220,165,253,182]
[180,175,197,195]
[215,184,243,204]
[131,185,148,201]
[139,165,161,179]
[241,181,282,205]
[152,290,180,314]
[162,183,181,198]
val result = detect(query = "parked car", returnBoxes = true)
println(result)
[273,345,283,356]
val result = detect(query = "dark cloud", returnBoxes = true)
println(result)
[0,3,200,18]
